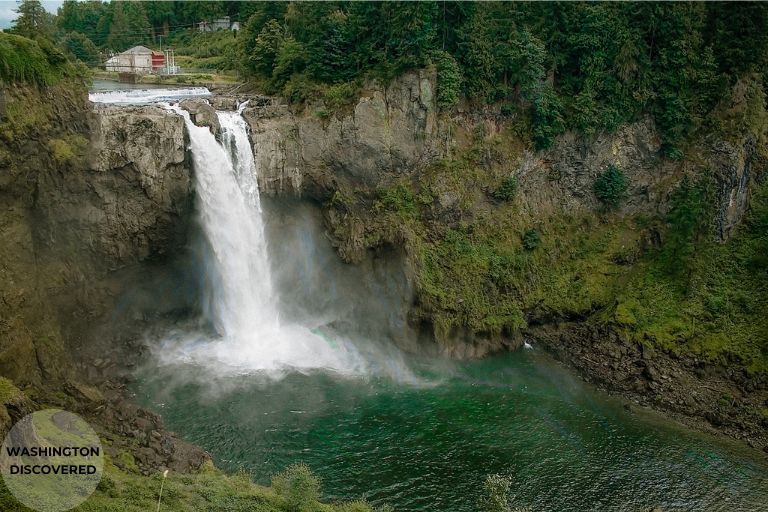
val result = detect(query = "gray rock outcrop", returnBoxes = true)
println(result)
[242,69,440,195]
[0,93,194,384]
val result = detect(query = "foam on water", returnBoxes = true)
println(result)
[89,87,211,105]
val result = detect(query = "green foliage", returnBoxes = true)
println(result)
[281,74,319,104]
[0,33,77,85]
[340,118,766,372]
[707,3,768,77]
[0,377,22,404]
[10,0,55,40]
[271,463,322,512]
[659,175,715,278]
[45,1,767,151]
[107,1,152,51]
[418,226,528,341]
[58,0,110,46]
[238,2,439,99]
[375,184,417,218]
[492,177,518,202]
[320,82,360,111]
[244,19,285,78]
[272,37,308,89]
[167,30,239,72]
[0,458,373,512]
[531,84,565,150]
[62,31,100,67]
[432,50,462,110]
[48,134,88,164]
[593,165,628,209]
[522,229,540,251]
[612,176,767,372]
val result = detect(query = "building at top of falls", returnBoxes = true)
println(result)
[105,46,166,75]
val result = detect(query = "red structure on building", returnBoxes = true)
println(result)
[151,51,165,72]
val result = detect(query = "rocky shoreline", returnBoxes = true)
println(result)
[530,323,768,455]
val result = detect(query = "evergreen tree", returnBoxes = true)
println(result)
[62,31,100,66]
[245,19,285,78]
[12,0,55,40]
[106,1,152,51]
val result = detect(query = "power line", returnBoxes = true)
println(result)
[59,21,202,40]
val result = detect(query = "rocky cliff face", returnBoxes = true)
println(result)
[3,72,759,376]
[233,71,758,245]
[0,86,194,386]
[240,69,441,197]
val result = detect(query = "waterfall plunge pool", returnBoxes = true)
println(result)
[132,350,768,511]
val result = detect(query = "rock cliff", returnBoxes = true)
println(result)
[0,85,193,386]
[240,69,441,196]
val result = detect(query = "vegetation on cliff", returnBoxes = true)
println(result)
[233,2,766,155]
[324,71,768,373]
[0,32,81,85]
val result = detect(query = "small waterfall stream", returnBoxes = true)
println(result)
[162,104,364,374]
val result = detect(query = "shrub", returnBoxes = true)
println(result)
[321,81,360,111]
[272,37,308,89]
[522,229,540,250]
[432,50,462,110]
[62,31,99,67]
[271,463,321,512]
[281,73,318,104]
[375,184,416,217]
[593,165,628,208]
[493,177,518,201]
[660,175,715,277]
[531,84,565,150]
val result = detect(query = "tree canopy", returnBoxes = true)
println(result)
[8,1,768,152]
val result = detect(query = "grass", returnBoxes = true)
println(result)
[0,33,80,85]
[0,377,22,404]
[0,459,382,512]
[616,180,768,371]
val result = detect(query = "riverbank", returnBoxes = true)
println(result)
[531,323,768,454]
[90,70,241,90]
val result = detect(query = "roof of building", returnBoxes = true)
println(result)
[121,46,154,55]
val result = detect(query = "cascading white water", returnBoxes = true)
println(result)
[161,103,365,375]
[90,87,211,105]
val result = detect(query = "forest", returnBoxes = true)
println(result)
[5,1,768,154]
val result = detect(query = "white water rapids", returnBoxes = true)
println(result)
[89,87,211,105]
[159,103,369,376]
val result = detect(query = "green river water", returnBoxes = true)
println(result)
[133,350,768,511]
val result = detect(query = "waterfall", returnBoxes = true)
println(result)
[161,104,364,375]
